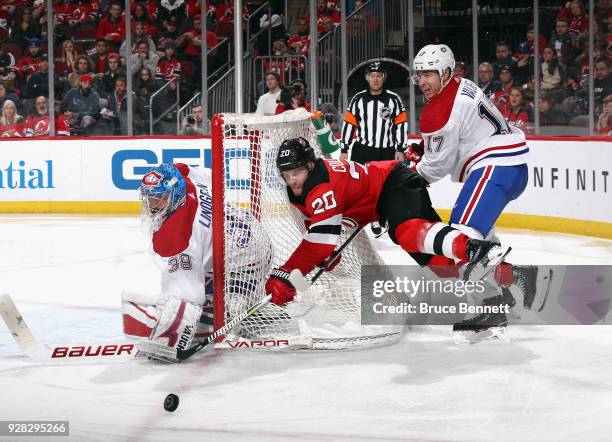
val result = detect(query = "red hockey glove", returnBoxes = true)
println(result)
[265,268,296,305]
[406,140,424,165]
[317,253,341,272]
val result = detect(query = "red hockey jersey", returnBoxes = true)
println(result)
[283,158,397,274]
[25,114,71,137]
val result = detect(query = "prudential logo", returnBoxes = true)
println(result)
[0,160,54,189]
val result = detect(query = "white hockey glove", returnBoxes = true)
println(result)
[137,297,202,363]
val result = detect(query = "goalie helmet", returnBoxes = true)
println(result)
[276,137,316,172]
[139,163,187,233]
[411,44,455,85]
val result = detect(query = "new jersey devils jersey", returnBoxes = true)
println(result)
[417,76,529,184]
[283,158,397,274]
[25,115,71,137]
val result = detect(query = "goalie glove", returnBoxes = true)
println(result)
[406,140,424,165]
[265,268,296,305]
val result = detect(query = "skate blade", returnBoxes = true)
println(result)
[453,326,510,345]
[136,341,180,363]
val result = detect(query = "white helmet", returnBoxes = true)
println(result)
[411,44,455,86]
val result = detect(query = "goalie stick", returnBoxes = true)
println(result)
[289,226,365,292]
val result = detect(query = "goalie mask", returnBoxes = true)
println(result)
[139,163,187,233]
[276,137,316,173]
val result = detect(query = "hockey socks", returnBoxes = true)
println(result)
[396,219,469,261]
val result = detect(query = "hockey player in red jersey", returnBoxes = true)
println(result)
[264,137,510,306]
[410,44,548,340]
[131,163,271,362]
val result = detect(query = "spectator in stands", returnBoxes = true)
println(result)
[89,39,111,78]
[133,67,157,133]
[558,0,589,37]
[55,40,80,78]
[100,76,126,135]
[514,43,534,85]
[132,2,158,38]
[120,21,157,59]
[0,83,21,116]
[25,95,71,137]
[595,95,612,135]
[10,8,41,48]
[319,16,336,38]
[55,0,98,38]
[539,94,567,126]
[156,41,181,83]
[288,18,310,56]
[97,52,124,99]
[541,46,567,103]
[594,59,612,114]
[96,2,125,47]
[550,17,578,68]
[157,16,181,51]
[275,79,310,114]
[158,0,187,26]
[256,71,281,115]
[347,0,378,36]
[0,99,25,137]
[60,73,100,133]
[0,71,21,104]
[180,103,205,135]
[214,0,249,26]
[176,14,219,60]
[454,62,467,78]
[492,41,517,80]
[502,87,530,132]
[132,0,159,21]
[256,13,289,56]
[67,55,95,90]
[128,39,159,77]
[524,23,547,55]
[493,65,515,111]
[0,42,16,78]
[16,38,43,82]
[306,0,340,34]
[24,54,51,99]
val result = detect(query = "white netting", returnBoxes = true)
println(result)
[214,109,402,350]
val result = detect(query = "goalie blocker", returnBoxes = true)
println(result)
[265,137,511,306]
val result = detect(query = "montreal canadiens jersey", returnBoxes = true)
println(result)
[150,164,214,307]
[417,76,529,184]
[284,158,397,274]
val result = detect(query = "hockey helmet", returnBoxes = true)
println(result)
[365,60,386,79]
[276,137,316,173]
[411,44,455,85]
[139,163,187,232]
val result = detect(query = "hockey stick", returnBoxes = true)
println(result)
[175,294,272,361]
[289,226,365,292]
[0,293,138,362]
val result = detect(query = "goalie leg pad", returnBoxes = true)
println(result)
[137,297,202,362]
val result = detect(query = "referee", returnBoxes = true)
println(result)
[340,61,409,234]
[340,61,409,164]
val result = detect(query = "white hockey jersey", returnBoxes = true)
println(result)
[416,76,529,183]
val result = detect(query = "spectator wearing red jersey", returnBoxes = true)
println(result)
[502,87,530,133]
[263,40,305,86]
[214,0,249,25]
[131,0,158,20]
[0,99,25,137]
[176,14,219,58]
[96,2,126,45]
[523,23,547,55]
[304,0,340,34]
[156,40,181,83]
[346,0,378,35]
[55,40,80,78]
[492,65,515,111]
[132,2,158,36]
[25,96,71,137]
[55,0,99,38]
[16,38,43,81]
[558,0,590,37]
[287,18,310,56]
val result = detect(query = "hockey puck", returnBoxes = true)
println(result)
[164,393,179,412]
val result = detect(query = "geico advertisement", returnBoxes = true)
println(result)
[0,138,211,201]
[427,139,611,223]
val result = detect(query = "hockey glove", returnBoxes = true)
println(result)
[406,140,424,164]
[265,268,297,305]
[317,253,341,272]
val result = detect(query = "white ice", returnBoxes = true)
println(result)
[1,215,611,442]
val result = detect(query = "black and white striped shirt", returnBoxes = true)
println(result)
[341,89,409,151]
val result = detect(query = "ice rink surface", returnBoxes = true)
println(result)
[1,215,611,442]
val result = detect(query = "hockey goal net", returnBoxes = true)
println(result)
[211,109,402,350]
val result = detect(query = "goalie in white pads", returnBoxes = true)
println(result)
[129,162,271,362]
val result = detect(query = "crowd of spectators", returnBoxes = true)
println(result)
[0,0,256,137]
[460,0,612,134]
